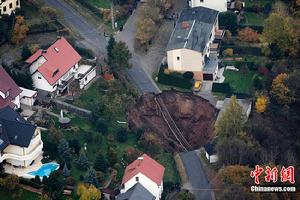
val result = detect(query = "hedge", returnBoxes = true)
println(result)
[221,45,262,56]
[158,68,193,89]
[212,83,232,94]
[19,177,43,189]
[238,24,264,33]
[74,45,95,59]
[74,0,102,17]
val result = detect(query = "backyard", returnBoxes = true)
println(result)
[0,187,39,200]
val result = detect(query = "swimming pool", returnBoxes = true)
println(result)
[27,163,60,177]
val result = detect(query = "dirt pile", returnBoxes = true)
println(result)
[128,91,218,150]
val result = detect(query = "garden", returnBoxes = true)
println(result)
[40,78,180,199]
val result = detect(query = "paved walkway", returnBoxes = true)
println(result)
[180,151,215,200]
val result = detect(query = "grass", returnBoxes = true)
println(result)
[86,0,111,9]
[242,12,265,26]
[156,153,180,183]
[0,187,39,200]
[223,70,257,94]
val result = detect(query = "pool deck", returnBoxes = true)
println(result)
[4,156,43,177]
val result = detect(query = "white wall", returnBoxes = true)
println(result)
[167,49,204,72]
[79,68,97,89]
[189,0,227,12]
[12,95,20,109]
[0,0,20,15]
[32,72,56,92]
[121,172,163,200]
[206,152,218,163]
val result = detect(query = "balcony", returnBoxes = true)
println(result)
[210,43,220,54]
[57,76,75,92]
[215,29,225,40]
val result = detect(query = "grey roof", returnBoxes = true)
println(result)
[116,183,155,200]
[0,106,36,151]
[203,54,219,74]
[166,7,219,52]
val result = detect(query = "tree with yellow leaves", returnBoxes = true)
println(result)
[11,16,29,44]
[76,183,101,200]
[219,165,251,186]
[255,95,269,113]
[271,73,294,105]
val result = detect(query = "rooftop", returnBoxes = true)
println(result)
[116,183,155,200]
[122,154,165,185]
[26,37,81,85]
[166,7,219,53]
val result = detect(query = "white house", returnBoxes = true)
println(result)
[204,142,218,164]
[25,37,96,95]
[19,87,37,107]
[0,106,43,168]
[166,7,224,81]
[0,67,21,110]
[189,0,228,12]
[74,65,97,89]
[0,0,21,15]
[121,154,165,200]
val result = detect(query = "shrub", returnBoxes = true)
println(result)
[74,46,94,59]
[182,71,194,80]
[21,45,31,60]
[237,27,259,43]
[157,67,193,89]
[116,128,128,143]
[219,12,238,34]
[238,24,264,33]
[223,48,234,56]
[96,118,108,134]
[212,83,232,94]
[258,66,269,76]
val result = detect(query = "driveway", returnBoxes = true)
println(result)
[45,0,160,94]
[180,151,215,200]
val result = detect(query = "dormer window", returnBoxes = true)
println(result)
[52,69,59,77]
[5,91,9,98]
[54,47,59,52]
[135,177,139,182]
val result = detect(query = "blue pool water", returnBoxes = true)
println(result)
[28,163,60,177]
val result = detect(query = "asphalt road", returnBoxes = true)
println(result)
[180,151,215,200]
[45,0,160,94]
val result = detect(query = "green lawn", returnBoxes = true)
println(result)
[224,70,257,94]
[156,153,180,183]
[0,187,39,200]
[243,12,265,26]
[86,0,111,9]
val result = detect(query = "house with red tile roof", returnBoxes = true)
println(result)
[120,154,165,200]
[0,67,22,110]
[26,37,96,95]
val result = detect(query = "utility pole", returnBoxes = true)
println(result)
[111,2,115,30]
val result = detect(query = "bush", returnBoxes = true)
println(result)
[158,67,193,89]
[219,12,238,34]
[212,83,232,94]
[238,24,264,33]
[182,71,194,80]
[75,46,95,59]
[19,177,42,189]
[116,128,128,143]
[223,48,234,56]
[96,118,108,134]
[258,66,269,76]
[221,45,262,56]
[22,45,31,60]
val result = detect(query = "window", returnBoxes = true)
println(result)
[135,177,139,182]
[16,0,19,6]
[9,3,12,9]
[200,0,204,2]
[3,6,6,12]
[38,76,42,79]
[121,184,124,189]
[85,77,87,81]
[177,56,180,61]
[53,84,57,89]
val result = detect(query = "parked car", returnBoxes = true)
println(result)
[193,81,202,92]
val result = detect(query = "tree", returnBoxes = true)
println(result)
[255,95,269,113]
[84,167,99,187]
[107,35,116,66]
[94,151,107,172]
[41,6,60,20]
[220,184,255,200]
[69,80,80,100]
[49,124,63,142]
[22,45,32,60]
[262,13,299,57]
[125,147,141,163]
[69,139,81,155]
[76,151,90,171]
[111,41,132,70]
[237,27,259,43]
[219,165,251,186]
[136,18,157,45]
[271,73,294,105]
[139,3,162,24]
[177,190,195,200]
[223,48,234,56]
[219,12,238,34]
[57,138,72,163]
[0,174,19,191]
[96,118,108,134]
[107,147,118,166]
[215,96,246,138]
[43,171,64,200]
[62,163,70,177]
[116,128,128,142]
[286,70,300,104]
[11,16,29,44]
[76,183,101,200]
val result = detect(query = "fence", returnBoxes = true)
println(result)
[51,99,93,120]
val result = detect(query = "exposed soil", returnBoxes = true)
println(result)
[128,91,219,150]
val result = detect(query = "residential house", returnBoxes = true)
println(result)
[188,0,228,12]
[121,154,165,200]
[19,87,37,107]
[0,106,43,168]
[25,37,96,95]
[204,142,218,164]
[0,0,20,15]
[117,183,155,200]
[0,67,21,110]
[166,7,224,81]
